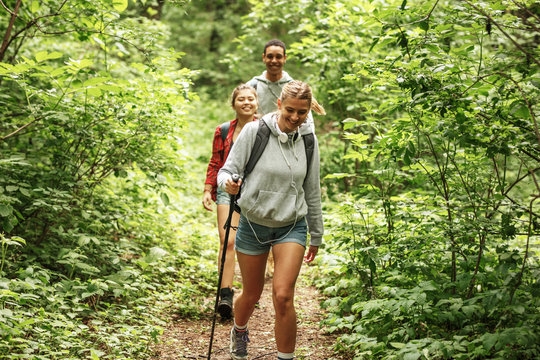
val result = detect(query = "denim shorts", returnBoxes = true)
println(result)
[235,215,307,255]
[216,187,231,205]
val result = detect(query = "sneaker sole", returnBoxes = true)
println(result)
[230,352,248,360]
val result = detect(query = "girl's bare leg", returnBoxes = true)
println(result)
[271,242,305,353]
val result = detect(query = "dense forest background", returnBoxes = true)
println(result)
[1,0,539,359]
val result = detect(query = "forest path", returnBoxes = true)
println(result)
[151,264,346,360]
[149,103,347,359]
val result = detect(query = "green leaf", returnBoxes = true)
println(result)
[83,77,108,87]
[324,173,355,179]
[35,51,63,63]
[30,0,40,13]
[482,333,498,351]
[90,349,102,360]
[403,352,421,360]
[19,188,31,197]
[509,101,530,118]
[418,19,429,31]
[112,0,128,12]
[86,87,102,96]
[342,118,361,130]
[399,0,407,11]
[0,204,12,217]
[66,58,94,71]
[344,132,369,146]
[0,62,14,75]
[160,192,170,206]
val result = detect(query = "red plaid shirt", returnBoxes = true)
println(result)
[205,118,255,202]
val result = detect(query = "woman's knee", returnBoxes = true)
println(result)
[225,238,235,251]
[240,290,263,306]
[272,288,294,308]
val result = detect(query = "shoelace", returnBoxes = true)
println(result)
[235,330,250,353]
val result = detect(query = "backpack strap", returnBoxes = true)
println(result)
[302,132,314,184]
[247,78,259,90]
[244,119,270,179]
[220,122,231,142]
[243,119,314,183]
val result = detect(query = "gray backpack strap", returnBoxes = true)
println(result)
[247,78,259,90]
[303,133,314,169]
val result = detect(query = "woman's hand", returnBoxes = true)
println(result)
[202,191,213,211]
[304,245,319,263]
[225,177,242,195]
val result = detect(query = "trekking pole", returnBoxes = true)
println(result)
[207,174,240,360]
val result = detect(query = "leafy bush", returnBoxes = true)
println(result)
[2,0,539,359]
[257,0,540,358]
[0,1,222,358]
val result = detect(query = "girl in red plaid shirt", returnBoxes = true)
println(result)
[202,84,258,319]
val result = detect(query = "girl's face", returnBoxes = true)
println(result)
[277,97,310,133]
[234,89,258,117]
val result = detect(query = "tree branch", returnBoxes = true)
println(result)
[0,0,22,62]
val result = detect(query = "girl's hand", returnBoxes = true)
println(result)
[225,177,242,195]
[304,245,319,263]
[202,191,213,211]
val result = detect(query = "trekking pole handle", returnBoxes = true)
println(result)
[231,174,240,183]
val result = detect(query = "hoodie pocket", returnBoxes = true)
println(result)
[246,190,296,223]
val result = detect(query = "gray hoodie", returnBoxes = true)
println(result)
[247,71,315,132]
[247,71,294,115]
[217,113,323,246]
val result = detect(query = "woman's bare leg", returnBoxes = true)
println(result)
[271,242,305,353]
[216,204,239,289]
[234,251,268,326]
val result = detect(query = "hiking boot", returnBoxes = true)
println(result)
[218,288,234,320]
[230,327,249,360]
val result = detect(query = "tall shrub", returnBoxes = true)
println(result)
[240,1,540,358]
[0,1,198,357]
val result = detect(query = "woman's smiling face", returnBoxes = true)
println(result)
[233,89,258,117]
[277,97,310,133]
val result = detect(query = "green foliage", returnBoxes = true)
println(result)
[0,99,220,357]
[273,0,540,358]
[161,0,255,99]
[318,192,540,359]
[2,0,540,359]
[0,1,222,358]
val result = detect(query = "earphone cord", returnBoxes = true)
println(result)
[246,135,299,245]
[245,214,297,245]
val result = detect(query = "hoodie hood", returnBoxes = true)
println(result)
[248,71,294,115]
[253,71,294,85]
[262,111,313,139]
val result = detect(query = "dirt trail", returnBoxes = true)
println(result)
[151,266,347,359]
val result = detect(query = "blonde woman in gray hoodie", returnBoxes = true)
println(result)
[218,80,325,360]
